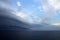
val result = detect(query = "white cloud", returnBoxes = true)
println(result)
[17,1,21,7]
[15,10,42,24]
[48,0,60,10]
[34,0,60,24]
[42,5,49,12]
[35,0,60,13]
[16,12,27,19]
[16,12,34,23]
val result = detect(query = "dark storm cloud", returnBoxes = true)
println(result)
[0,0,10,14]
[0,0,14,16]
[0,0,19,26]
[0,0,31,29]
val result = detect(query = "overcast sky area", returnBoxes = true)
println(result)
[0,0,60,25]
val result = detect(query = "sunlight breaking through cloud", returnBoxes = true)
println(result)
[51,23,60,26]
[15,11,42,24]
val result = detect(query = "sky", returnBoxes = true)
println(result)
[1,0,60,25]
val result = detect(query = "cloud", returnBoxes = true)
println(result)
[39,0,60,12]
[0,0,44,24]
[17,1,21,7]
[34,0,60,24]
[15,1,42,24]
[0,0,17,17]
[15,12,34,24]
[14,1,42,24]
[48,0,60,10]
[51,23,60,26]
[16,12,26,18]
[15,10,42,24]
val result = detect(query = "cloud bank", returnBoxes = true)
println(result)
[1,0,60,25]
[0,0,42,24]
